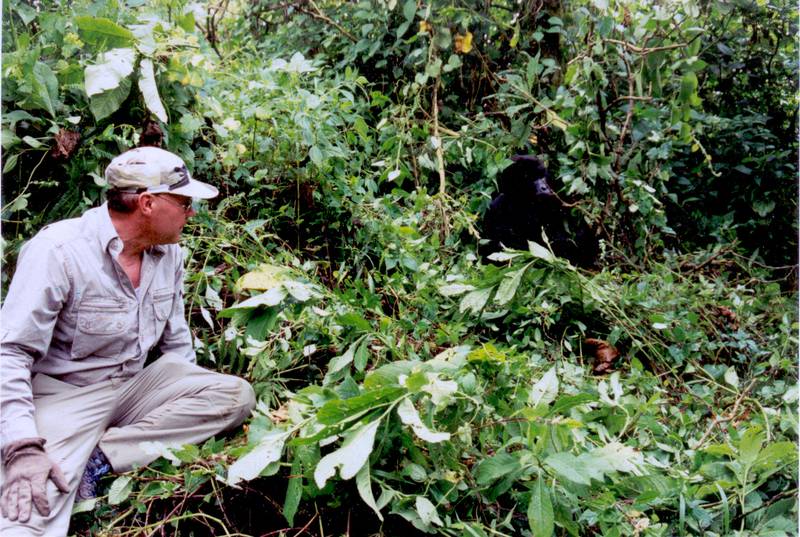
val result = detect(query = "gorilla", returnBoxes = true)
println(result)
[481,155,598,268]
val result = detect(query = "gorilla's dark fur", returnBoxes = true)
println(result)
[481,155,598,268]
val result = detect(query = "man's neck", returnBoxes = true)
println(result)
[109,210,149,258]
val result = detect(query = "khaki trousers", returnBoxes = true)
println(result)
[1,353,256,537]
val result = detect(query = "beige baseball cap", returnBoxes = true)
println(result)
[105,147,219,199]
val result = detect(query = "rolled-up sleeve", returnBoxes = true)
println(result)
[1,239,72,446]
[156,248,195,363]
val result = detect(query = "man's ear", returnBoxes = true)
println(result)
[138,193,156,215]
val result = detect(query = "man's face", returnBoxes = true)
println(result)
[147,193,195,244]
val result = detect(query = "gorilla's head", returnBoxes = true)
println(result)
[499,155,557,204]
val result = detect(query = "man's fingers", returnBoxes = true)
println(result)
[5,481,19,521]
[17,480,32,523]
[49,463,70,494]
[30,472,52,518]
[0,485,10,519]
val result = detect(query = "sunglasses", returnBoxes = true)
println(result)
[157,194,194,212]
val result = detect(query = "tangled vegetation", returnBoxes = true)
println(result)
[1,0,797,535]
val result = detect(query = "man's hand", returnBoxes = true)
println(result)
[1,438,69,522]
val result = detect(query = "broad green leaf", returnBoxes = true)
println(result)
[487,251,522,262]
[738,426,764,466]
[547,393,596,416]
[494,264,529,305]
[752,442,798,474]
[325,335,368,380]
[138,58,168,122]
[438,283,475,296]
[75,16,135,49]
[283,456,302,525]
[397,398,450,443]
[528,478,554,537]
[421,373,458,405]
[222,288,288,314]
[85,48,136,97]
[284,280,317,302]
[354,338,370,372]
[723,366,739,389]
[529,367,559,408]
[528,240,554,261]
[544,452,593,485]
[227,430,289,485]
[314,419,380,488]
[88,76,132,121]
[29,62,59,118]
[22,136,43,148]
[474,453,520,486]
[459,287,492,314]
[317,387,404,425]
[2,153,18,173]
[107,475,133,505]
[403,0,416,22]
[591,442,646,476]
[309,145,324,166]
[415,496,443,527]
[356,463,383,521]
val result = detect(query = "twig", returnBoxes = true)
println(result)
[299,0,357,43]
[603,38,687,54]
[695,378,757,449]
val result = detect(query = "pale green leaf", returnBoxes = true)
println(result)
[487,251,522,262]
[528,478,554,537]
[421,373,458,406]
[723,367,739,389]
[314,419,380,488]
[85,48,136,97]
[529,367,559,408]
[227,431,289,485]
[229,288,288,310]
[107,475,133,505]
[738,426,764,466]
[459,287,492,315]
[137,58,168,122]
[438,283,475,296]
[356,463,384,521]
[591,442,646,476]
[415,496,443,527]
[544,452,594,485]
[397,398,450,443]
[494,265,529,305]
[528,240,554,261]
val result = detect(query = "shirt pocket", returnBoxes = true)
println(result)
[152,287,175,333]
[71,299,131,359]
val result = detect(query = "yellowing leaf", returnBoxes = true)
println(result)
[419,20,431,33]
[454,31,473,54]
[237,264,288,291]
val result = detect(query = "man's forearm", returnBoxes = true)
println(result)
[0,348,39,448]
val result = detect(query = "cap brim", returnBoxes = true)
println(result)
[170,179,219,199]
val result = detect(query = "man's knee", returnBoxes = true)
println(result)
[216,375,256,428]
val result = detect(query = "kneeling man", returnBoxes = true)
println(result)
[0,147,256,536]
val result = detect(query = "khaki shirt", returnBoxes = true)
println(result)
[0,204,194,446]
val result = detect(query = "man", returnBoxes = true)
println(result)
[0,147,256,535]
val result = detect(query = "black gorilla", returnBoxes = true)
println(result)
[481,155,598,268]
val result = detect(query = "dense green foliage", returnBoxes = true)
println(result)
[1,0,797,535]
